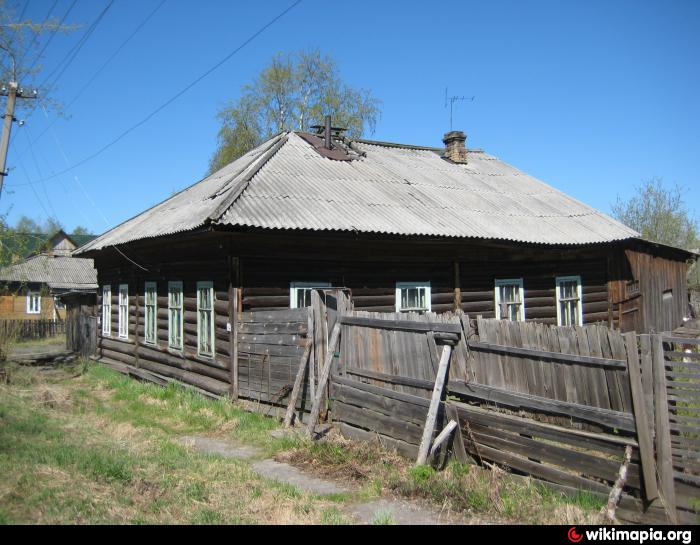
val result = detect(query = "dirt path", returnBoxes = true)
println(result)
[181,432,464,525]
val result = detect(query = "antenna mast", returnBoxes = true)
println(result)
[444,87,474,131]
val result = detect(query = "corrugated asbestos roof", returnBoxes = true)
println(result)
[0,254,98,291]
[78,131,638,252]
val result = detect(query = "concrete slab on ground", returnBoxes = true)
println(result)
[180,436,261,460]
[251,459,349,496]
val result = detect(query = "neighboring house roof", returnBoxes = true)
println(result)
[4,229,97,259]
[77,131,641,253]
[0,254,98,292]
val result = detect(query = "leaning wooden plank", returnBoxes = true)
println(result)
[624,333,659,502]
[416,345,453,465]
[468,340,627,369]
[604,446,632,524]
[652,335,677,522]
[449,380,636,433]
[283,339,312,427]
[305,323,341,437]
[445,403,471,464]
[639,335,655,442]
[339,315,462,334]
[429,420,457,459]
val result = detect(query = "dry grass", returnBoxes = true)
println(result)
[281,431,606,524]
[0,361,340,525]
[0,358,607,525]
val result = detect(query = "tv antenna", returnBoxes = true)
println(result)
[444,88,474,131]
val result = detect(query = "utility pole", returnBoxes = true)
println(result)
[0,81,38,199]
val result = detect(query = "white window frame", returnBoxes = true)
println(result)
[494,278,525,321]
[102,285,111,336]
[26,291,41,314]
[395,282,431,313]
[289,282,331,309]
[168,281,184,350]
[197,281,215,358]
[144,281,158,345]
[555,275,583,327]
[118,284,129,339]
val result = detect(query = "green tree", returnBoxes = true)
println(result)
[209,49,381,173]
[14,215,63,234]
[0,0,78,118]
[71,225,89,236]
[612,178,699,250]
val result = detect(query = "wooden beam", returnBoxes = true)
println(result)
[652,335,677,522]
[429,420,457,459]
[468,340,627,369]
[134,278,140,368]
[228,256,239,400]
[416,344,453,465]
[603,445,633,523]
[453,261,461,311]
[283,339,312,427]
[339,315,462,334]
[445,403,471,464]
[623,332,658,502]
[306,323,341,437]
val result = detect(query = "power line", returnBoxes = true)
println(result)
[11,0,303,188]
[14,0,167,158]
[17,0,58,70]
[26,0,79,75]
[18,1,29,21]
[39,0,114,91]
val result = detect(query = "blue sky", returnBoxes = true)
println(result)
[3,0,698,235]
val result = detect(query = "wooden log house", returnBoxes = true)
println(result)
[77,126,695,385]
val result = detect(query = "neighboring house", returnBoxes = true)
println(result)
[0,230,98,320]
[76,126,696,368]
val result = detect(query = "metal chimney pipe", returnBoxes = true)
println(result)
[324,115,332,149]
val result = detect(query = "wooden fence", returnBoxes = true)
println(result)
[90,291,698,524]
[661,335,700,518]
[0,319,65,341]
[328,310,698,524]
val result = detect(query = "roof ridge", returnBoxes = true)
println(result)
[353,137,485,154]
[208,132,289,222]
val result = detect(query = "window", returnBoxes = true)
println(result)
[144,282,157,345]
[290,282,331,308]
[197,281,215,357]
[168,281,183,350]
[102,285,111,336]
[495,279,525,321]
[395,282,431,313]
[556,276,582,326]
[26,291,40,314]
[118,284,129,339]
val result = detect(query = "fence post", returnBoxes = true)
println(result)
[651,334,677,522]
[416,344,453,465]
[624,332,658,503]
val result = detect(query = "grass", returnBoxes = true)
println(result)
[0,355,609,525]
[282,436,607,525]
[0,360,331,524]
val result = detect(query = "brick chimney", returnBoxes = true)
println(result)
[442,130,468,164]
